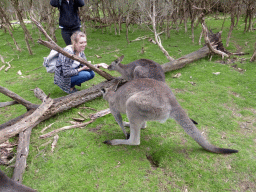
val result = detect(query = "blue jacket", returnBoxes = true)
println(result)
[50,0,85,29]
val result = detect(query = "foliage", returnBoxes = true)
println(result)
[0,16,256,191]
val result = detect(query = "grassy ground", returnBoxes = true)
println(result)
[0,17,256,191]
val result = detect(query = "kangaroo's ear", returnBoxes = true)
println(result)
[119,55,124,62]
[100,88,106,94]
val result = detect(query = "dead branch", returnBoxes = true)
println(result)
[78,112,88,119]
[0,86,38,110]
[0,65,5,71]
[39,119,94,139]
[0,97,53,144]
[138,1,175,62]
[0,54,5,63]
[41,123,54,133]
[39,108,111,139]
[31,17,114,81]
[90,108,111,120]
[0,101,19,108]
[51,135,59,153]
[5,59,13,72]
[202,24,229,59]
[33,87,48,102]
[12,127,32,183]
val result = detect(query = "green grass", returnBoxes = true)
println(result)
[0,17,256,191]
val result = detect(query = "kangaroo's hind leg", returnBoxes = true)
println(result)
[103,119,143,145]
[109,107,128,139]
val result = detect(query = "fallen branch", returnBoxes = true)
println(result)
[0,101,19,108]
[39,119,94,139]
[12,127,32,183]
[0,86,38,110]
[5,59,13,72]
[41,123,54,133]
[0,96,53,143]
[40,108,111,139]
[51,135,59,153]
[0,65,5,71]
[90,108,110,120]
[202,24,229,59]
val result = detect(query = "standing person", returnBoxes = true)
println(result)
[50,0,85,45]
[54,31,108,94]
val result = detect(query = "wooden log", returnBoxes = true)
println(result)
[12,127,32,183]
[0,96,53,143]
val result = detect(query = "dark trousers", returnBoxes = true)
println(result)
[61,27,81,45]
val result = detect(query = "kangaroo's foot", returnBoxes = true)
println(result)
[104,125,141,145]
[103,138,139,145]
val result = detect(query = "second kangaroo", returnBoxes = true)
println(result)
[108,55,165,82]
[101,78,238,154]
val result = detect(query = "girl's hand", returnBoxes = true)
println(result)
[78,65,89,71]
[96,63,109,69]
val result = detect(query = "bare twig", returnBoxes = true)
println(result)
[0,65,5,71]
[39,119,94,139]
[51,135,59,153]
[40,108,111,139]
[41,123,54,133]
[78,112,88,119]
[0,101,19,108]
[5,59,13,72]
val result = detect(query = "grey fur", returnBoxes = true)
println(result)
[102,78,238,154]
[0,170,36,192]
[108,55,165,82]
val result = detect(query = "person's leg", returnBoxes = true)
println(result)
[61,29,73,45]
[71,70,95,88]
[61,28,81,45]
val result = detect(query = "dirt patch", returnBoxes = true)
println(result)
[239,180,256,192]
[146,153,159,169]
[89,124,103,133]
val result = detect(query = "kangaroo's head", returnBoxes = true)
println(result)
[108,55,124,71]
[100,86,116,101]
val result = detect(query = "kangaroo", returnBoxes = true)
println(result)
[101,78,238,154]
[108,55,165,82]
[0,170,36,192]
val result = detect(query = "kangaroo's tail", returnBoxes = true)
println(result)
[171,107,238,154]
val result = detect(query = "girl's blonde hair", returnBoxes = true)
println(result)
[71,31,86,51]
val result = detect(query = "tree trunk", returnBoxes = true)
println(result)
[0,6,21,51]
[10,0,34,54]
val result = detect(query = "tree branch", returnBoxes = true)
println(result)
[0,96,53,143]
[0,86,38,110]
[202,23,229,59]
